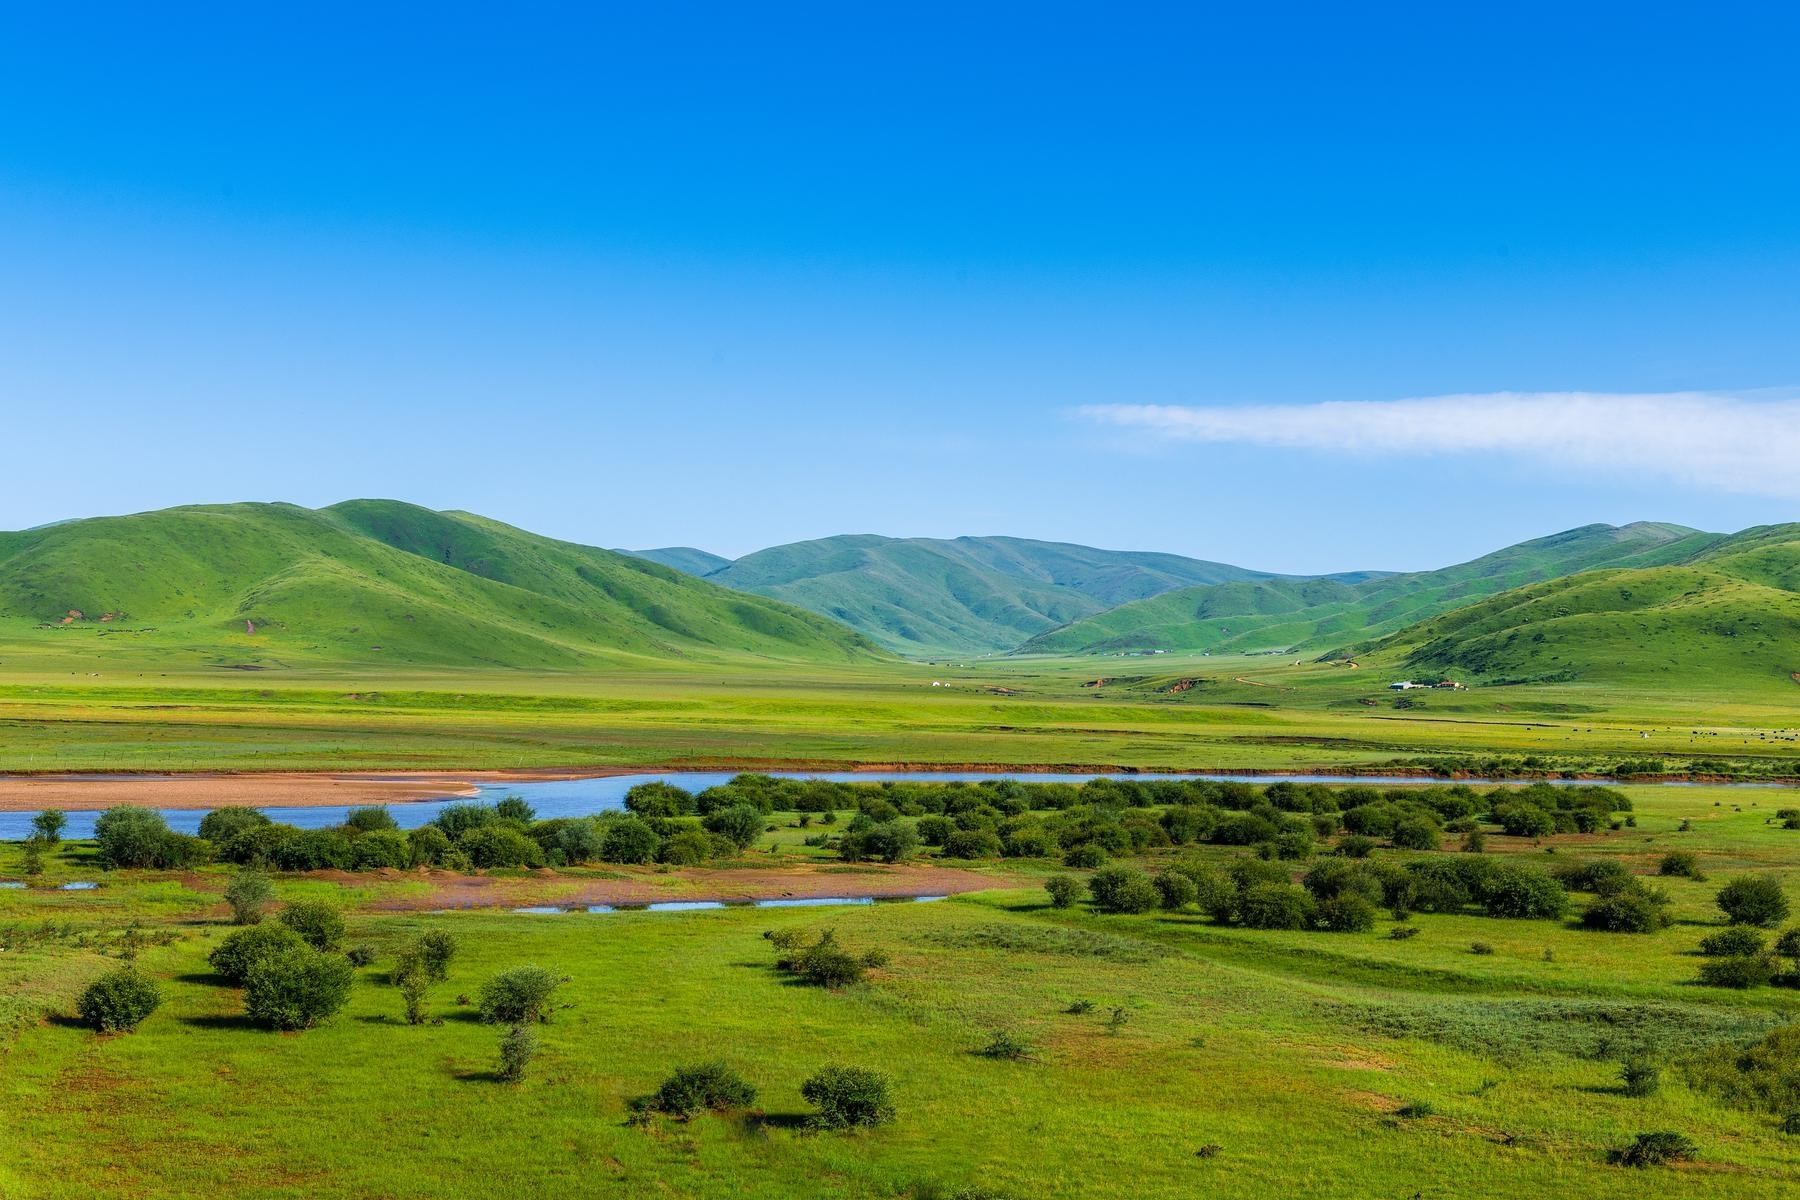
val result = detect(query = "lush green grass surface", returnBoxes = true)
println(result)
[3,785,1799,1198]
[0,644,1794,775]
[1018,521,1717,656]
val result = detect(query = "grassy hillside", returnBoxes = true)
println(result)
[708,534,1272,655]
[1358,524,1800,689]
[1018,522,1717,656]
[615,546,733,575]
[0,502,879,669]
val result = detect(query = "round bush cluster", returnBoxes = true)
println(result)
[77,967,162,1033]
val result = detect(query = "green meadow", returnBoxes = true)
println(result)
[4,783,1800,1198]
[0,645,1794,777]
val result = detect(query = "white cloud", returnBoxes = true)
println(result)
[1080,391,1800,500]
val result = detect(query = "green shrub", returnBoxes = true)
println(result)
[30,808,67,845]
[497,1024,538,1082]
[1697,955,1776,989]
[978,1029,1033,1060]
[345,944,376,967]
[802,1065,895,1129]
[478,966,567,1024]
[1237,883,1313,930]
[1394,1100,1435,1118]
[658,829,716,866]
[415,930,457,982]
[1684,1025,1800,1115]
[1087,866,1159,914]
[703,804,765,851]
[1608,1131,1697,1167]
[1316,893,1377,933]
[1460,830,1486,853]
[407,825,454,867]
[788,932,866,988]
[209,922,310,983]
[1153,871,1198,911]
[1063,844,1105,869]
[222,868,274,926]
[1620,1057,1661,1098]
[1044,875,1083,909]
[1717,876,1790,927]
[1390,817,1440,851]
[1581,884,1672,933]
[458,825,546,869]
[1554,859,1633,896]
[1477,865,1568,919]
[1699,926,1765,957]
[942,829,1004,859]
[243,946,354,1030]
[1470,941,1496,956]
[1336,834,1377,858]
[598,816,663,864]
[649,1062,757,1118]
[278,901,346,952]
[349,830,412,870]
[77,967,162,1033]
[343,806,399,834]
[94,807,208,869]
[1658,851,1705,880]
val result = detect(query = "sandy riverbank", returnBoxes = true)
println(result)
[0,769,628,812]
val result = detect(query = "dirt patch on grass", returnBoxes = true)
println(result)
[366,862,1005,911]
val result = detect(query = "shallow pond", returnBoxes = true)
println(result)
[510,894,946,915]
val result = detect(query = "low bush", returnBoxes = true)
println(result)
[77,967,162,1033]
[1316,893,1377,933]
[243,946,354,1030]
[978,1029,1033,1060]
[209,922,310,984]
[1717,876,1790,928]
[277,901,346,952]
[1620,1057,1661,1098]
[1581,884,1672,933]
[802,1065,895,1129]
[478,966,567,1024]
[1608,1131,1697,1167]
[1699,926,1766,957]
[1087,867,1159,915]
[1062,844,1105,869]
[1153,871,1198,911]
[1658,851,1705,880]
[345,944,376,967]
[1237,883,1313,930]
[1336,834,1377,858]
[1044,875,1083,909]
[497,1024,538,1083]
[1697,955,1776,989]
[648,1062,757,1118]
[223,868,273,926]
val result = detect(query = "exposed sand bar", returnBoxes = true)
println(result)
[0,769,626,812]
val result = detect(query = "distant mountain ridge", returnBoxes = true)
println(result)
[617,547,733,576]
[0,501,879,668]
[1015,522,1719,657]
[700,534,1278,655]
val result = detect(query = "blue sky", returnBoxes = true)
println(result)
[3,4,1797,573]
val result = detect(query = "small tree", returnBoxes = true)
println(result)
[497,1024,538,1082]
[278,900,346,951]
[224,868,274,925]
[30,809,67,846]
[77,967,162,1033]
[416,930,457,982]
[21,839,46,878]
[1044,875,1083,909]
[802,1066,895,1129]
[243,947,354,1030]
[400,968,430,1025]
[648,1062,757,1118]
[478,966,566,1024]
[1717,876,1790,928]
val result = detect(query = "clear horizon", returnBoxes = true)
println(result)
[4,6,1797,573]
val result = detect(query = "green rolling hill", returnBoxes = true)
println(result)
[1015,522,1719,657]
[1356,523,1800,690]
[704,534,1278,655]
[0,501,880,668]
[615,546,732,575]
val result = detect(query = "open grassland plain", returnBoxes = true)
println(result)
[0,643,1794,779]
[3,784,1800,1198]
